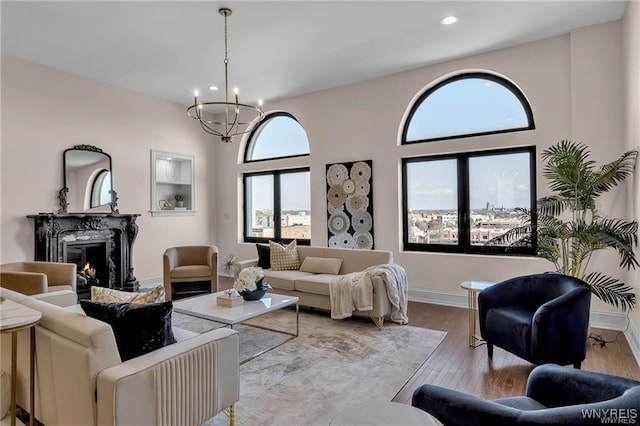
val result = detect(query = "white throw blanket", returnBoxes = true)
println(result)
[329,263,409,324]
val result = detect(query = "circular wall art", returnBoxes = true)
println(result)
[325,160,373,249]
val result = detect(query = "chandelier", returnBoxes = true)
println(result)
[187,8,264,143]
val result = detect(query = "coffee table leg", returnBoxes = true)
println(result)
[295,302,299,337]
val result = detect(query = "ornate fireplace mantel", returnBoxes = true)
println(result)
[28,213,140,292]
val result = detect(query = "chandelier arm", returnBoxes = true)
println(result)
[199,121,224,137]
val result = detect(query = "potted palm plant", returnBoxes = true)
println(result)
[491,140,638,311]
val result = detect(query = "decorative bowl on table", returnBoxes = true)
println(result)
[240,288,267,301]
[234,267,272,301]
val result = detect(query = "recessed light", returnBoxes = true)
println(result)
[209,85,219,91]
[441,15,458,25]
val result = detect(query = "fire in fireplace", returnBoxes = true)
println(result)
[65,241,110,300]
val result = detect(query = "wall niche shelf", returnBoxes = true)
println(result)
[150,150,195,217]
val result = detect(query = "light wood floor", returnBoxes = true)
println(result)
[392,301,640,404]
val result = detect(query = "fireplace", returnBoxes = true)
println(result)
[29,213,140,299]
[64,240,110,300]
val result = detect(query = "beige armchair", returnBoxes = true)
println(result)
[0,261,76,295]
[163,246,218,300]
[0,287,239,426]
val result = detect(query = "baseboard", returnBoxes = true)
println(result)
[408,287,628,330]
[625,320,640,366]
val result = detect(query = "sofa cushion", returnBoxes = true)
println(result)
[263,270,314,291]
[171,265,211,279]
[299,257,343,275]
[269,240,301,271]
[80,300,177,361]
[294,274,336,296]
[91,285,165,304]
[256,243,271,269]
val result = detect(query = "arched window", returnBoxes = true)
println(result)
[244,112,310,162]
[242,112,311,244]
[402,72,534,144]
[401,72,537,255]
[90,169,111,208]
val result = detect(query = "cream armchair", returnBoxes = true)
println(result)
[0,287,239,426]
[0,261,76,295]
[163,246,218,300]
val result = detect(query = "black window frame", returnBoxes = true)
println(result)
[401,146,537,255]
[243,167,311,245]
[401,72,535,144]
[243,111,310,163]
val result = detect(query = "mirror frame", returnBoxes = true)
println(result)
[58,144,118,214]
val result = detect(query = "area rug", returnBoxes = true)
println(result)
[175,308,446,426]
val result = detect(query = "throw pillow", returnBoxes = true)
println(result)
[80,300,176,361]
[256,243,271,269]
[299,257,343,275]
[91,285,165,304]
[269,240,301,271]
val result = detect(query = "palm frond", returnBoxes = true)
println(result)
[537,195,567,217]
[590,218,639,270]
[590,150,638,198]
[583,271,636,312]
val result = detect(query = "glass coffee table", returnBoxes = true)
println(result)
[173,291,299,363]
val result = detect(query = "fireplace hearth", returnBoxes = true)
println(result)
[29,213,140,298]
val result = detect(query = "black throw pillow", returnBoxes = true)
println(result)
[256,243,271,269]
[80,300,176,361]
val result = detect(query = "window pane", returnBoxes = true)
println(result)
[280,171,311,240]
[247,114,310,161]
[468,153,531,246]
[406,77,531,142]
[406,159,458,245]
[245,175,274,238]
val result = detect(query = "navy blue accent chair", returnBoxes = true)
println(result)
[412,364,640,425]
[478,273,591,369]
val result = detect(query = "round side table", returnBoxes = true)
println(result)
[330,401,439,425]
[0,298,41,426]
[460,281,495,348]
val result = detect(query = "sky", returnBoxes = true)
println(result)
[247,76,532,212]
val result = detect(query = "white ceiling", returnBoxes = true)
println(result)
[1,1,627,108]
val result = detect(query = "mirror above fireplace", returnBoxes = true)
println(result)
[59,145,118,213]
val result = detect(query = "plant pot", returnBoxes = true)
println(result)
[241,289,266,301]
[176,201,184,208]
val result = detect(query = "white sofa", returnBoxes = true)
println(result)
[235,246,394,328]
[0,287,239,426]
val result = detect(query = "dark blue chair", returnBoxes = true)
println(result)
[412,364,640,425]
[478,273,591,368]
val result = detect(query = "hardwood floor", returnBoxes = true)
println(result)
[392,301,640,404]
[219,278,640,404]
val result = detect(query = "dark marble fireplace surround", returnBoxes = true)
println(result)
[29,213,140,299]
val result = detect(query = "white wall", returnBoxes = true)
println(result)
[623,0,640,352]
[215,22,631,317]
[0,56,217,280]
